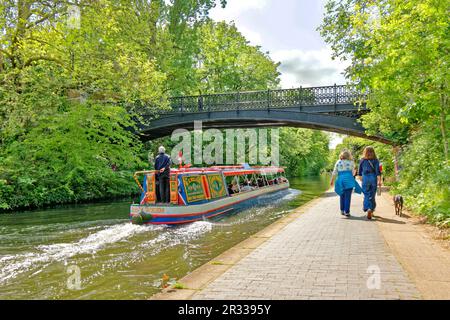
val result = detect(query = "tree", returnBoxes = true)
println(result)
[0,103,144,209]
[319,0,449,155]
[0,0,229,210]
[280,128,330,177]
[0,0,169,143]
[0,0,291,211]
[193,21,280,94]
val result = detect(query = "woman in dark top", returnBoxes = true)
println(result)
[358,146,382,219]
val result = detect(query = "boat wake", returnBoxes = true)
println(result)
[0,189,300,286]
[136,221,213,255]
[0,220,216,285]
[212,188,301,226]
[0,223,153,284]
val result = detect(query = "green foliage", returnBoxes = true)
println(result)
[194,21,280,93]
[319,0,448,148]
[145,127,330,178]
[0,0,330,212]
[0,0,290,211]
[280,128,330,177]
[320,0,449,225]
[393,124,450,227]
[0,103,146,210]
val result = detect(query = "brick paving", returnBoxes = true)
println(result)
[192,191,421,300]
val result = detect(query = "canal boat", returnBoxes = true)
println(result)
[130,165,289,225]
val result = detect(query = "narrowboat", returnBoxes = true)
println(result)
[129,165,289,225]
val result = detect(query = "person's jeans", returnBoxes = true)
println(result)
[340,188,353,214]
[362,174,377,211]
[159,175,170,203]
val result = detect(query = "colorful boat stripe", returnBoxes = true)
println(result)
[145,208,234,225]
[130,184,289,224]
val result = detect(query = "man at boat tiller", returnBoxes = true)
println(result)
[154,146,171,203]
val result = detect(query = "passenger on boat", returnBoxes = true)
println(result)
[154,146,171,203]
[257,177,264,187]
[230,180,240,194]
[241,181,254,192]
[228,183,234,195]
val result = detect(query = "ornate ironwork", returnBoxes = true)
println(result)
[137,84,393,144]
[162,84,366,115]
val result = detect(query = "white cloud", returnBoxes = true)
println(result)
[209,1,348,88]
[236,25,263,45]
[271,48,349,88]
[210,0,269,22]
[209,0,267,46]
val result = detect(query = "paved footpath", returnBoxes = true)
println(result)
[152,189,449,300]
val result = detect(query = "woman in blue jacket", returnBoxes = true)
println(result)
[330,150,362,217]
[358,146,382,220]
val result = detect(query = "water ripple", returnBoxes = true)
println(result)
[0,223,155,284]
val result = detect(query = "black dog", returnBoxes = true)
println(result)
[393,195,403,217]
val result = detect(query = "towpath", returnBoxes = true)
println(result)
[151,189,450,300]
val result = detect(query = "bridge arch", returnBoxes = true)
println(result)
[139,109,391,144]
[137,85,392,144]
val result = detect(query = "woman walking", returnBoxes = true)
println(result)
[358,146,382,219]
[330,150,362,217]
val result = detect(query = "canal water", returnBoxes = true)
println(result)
[0,176,329,299]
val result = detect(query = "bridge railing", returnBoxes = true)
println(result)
[164,84,365,114]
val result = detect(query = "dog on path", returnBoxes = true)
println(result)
[393,195,403,217]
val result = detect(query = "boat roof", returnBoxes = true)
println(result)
[134,165,285,178]
[169,165,285,176]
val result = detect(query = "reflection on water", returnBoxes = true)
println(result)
[0,175,329,299]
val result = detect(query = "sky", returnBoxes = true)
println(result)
[209,0,348,148]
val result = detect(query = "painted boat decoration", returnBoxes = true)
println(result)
[129,165,289,225]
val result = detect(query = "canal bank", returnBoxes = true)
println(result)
[151,188,450,300]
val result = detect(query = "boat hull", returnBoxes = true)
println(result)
[130,182,289,225]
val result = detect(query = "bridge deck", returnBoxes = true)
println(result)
[158,84,365,114]
[138,84,390,144]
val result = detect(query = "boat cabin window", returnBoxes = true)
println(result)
[240,177,255,192]
[225,175,240,195]
[225,174,259,195]
[256,174,265,187]
[249,174,259,187]
[264,171,286,185]
[224,169,286,196]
